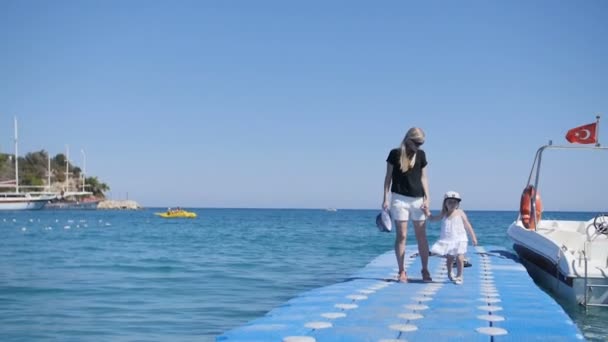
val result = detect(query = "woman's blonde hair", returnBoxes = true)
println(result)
[399,127,425,172]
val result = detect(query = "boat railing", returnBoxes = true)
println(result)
[524,143,608,229]
[582,244,608,310]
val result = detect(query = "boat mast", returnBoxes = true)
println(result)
[47,153,51,192]
[65,145,70,193]
[81,149,86,192]
[14,117,19,193]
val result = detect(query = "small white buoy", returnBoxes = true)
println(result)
[477,305,503,312]
[411,296,432,302]
[479,298,501,304]
[476,327,508,336]
[283,337,316,342]
[346,294,367,300]
[320,312,346,319]
[477,314,505,322]
[404,304,428,311]
[304,321,332,329]
[334,303,357,310]
[389,324,417,332]
[398,313,424,320]
[358,289,375,294]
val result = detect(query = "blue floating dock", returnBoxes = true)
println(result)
[217,246,585,342]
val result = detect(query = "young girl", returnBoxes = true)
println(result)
[428,191,478,285]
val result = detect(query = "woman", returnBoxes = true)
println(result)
[383,127,432,283]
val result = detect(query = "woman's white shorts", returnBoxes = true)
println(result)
[390,193,426,221]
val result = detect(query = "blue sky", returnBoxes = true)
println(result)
[1,1,607,210]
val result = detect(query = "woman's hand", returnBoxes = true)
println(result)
[382,200,390,211]
[472,237,478,246]
[423,198,430,210]
[423,207,431,217]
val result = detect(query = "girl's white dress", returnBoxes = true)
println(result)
[431,214,468,256]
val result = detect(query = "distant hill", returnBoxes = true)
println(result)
[0,150,109,198]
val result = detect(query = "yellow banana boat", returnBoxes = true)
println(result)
[155,210,197,218]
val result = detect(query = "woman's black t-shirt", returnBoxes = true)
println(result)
[386,148,427,198]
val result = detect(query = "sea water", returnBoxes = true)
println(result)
[0,209,606,341]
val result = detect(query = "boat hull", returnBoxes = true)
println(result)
[515,243,608,305]
[509,221,608,306]
[0,199,48,210]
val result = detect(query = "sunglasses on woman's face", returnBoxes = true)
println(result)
[410,140,424,147]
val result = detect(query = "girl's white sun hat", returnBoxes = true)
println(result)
[444,191,462,201]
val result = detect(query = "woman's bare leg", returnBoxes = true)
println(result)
[394,220,408,282]
[413,220,431,281]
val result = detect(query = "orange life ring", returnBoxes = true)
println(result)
[520,185,542,229]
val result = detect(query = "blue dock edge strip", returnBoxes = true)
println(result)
[218,245,585,342]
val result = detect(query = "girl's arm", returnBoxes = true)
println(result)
[461,210,478,245]
[383,163,393,210]
[426,211,442,222]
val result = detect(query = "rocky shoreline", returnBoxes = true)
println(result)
[97,200,141,210]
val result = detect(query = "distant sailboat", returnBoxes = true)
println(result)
[0,117,55,210]
[45,147,99,210]
[325,208,338,212]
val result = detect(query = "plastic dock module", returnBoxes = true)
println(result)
[217,246,586,342]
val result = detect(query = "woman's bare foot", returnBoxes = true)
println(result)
[398,271,408,283]
[421,269,433,282]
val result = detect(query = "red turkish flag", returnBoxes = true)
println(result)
[565,122,597,144]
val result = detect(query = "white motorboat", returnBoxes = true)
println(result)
[507,138,608,307]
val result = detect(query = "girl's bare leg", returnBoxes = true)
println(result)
[446,255,455,281]
[456,254,465,279]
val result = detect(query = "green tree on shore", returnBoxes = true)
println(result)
[85,176,110,198]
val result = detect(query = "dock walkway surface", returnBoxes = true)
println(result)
[218,245,585,342]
